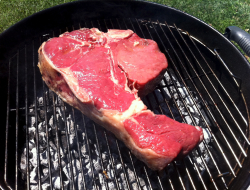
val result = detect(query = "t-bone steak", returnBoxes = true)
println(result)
[38,28,203,170]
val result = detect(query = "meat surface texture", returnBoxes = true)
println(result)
[38,28,203,170]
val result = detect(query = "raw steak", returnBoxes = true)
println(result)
[38,28,203,170]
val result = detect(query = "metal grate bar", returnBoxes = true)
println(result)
[145,95,188,190]
[112,19,144,189]
[41,33,65,189]
[172,161,186,190]
[143,167,153,190]
[25,44,31,190]
[68,20,86,189]
[162,75,223,189]
[77,23,98,190]
[50,31,66,190]
[214,49,250,139]
[163,88,211,190]
[103,129,123,190]
[51,92,65,190]
[76,23,122,189]
[187,156,208,190]
[151,24,228,189]
[156,174,164,190]
[151,96,176,190]
[71,108,87,190]
[81,114,98,189]
[101,110,136,186]
[151,90,197,189]
[33,40,42,189]
[147,24,226,189]
[172,24,248,156]
[182,160,197,190]
[162,60,222,189]
[96,19,134,190]
[152,87,210,190]
[60,100,77,189]
[92,123,110,190]
[214,49,242,90]
[151,91,197,190]
[41,82,53,188]
[150,170,164,190]
[164,51,226,189]
[187,31,249,142]
[101,19,144,190]
[114,139,133,190]
[15,50,19,190]
[126,18,169,190]
[164,21,243,168]
[152,20,237,177]
[165,167,176,190]
[137,18,209,190]
[4,59,11,189]
[58,27,78,189]
[202,140,228,189]
[124,18,170,189]
[127,151,143,190]
[39,32,54,187]
[63,23,99,189]
[173,162,187,190]
[93,19,133,190]
[133,18,193,190]
[196,148,219,190]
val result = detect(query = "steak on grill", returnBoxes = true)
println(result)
[38,28,203,170]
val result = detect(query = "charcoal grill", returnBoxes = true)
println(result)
[0,1,250,190]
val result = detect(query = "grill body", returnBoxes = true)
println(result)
[0,1,250,190]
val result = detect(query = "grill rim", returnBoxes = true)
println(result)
[1,0,250,189]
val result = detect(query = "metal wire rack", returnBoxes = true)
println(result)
[3,18,249,190]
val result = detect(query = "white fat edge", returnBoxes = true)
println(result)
[125,76,135,94]
[123,42,129,49]
[104,33,121,44]
[59,32,69,37]
[134,41,140,46]
[58,35,90,46]
[105,38,136,95]
[106,29,134,39]
[107,46,136,96]
[107,48,119,85]
[89,28,106,44]
[97,98,145,125]
[91,28,102,35]
[119,98,146,121]
[89,34,97,41]
[116,59,134,94]
[49,78,68,89]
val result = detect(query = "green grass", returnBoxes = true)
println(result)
[1,0,250,34]
[0,0,75,32]
[152,0,250,33]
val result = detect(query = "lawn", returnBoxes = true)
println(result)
[0,0,250,34]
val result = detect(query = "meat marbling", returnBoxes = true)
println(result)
[38,28,203,170]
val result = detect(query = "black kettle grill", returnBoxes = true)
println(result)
[0,1,250,189]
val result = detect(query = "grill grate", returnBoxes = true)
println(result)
[3,18,249,190]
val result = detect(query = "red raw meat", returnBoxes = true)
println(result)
[38,28,203,170]
[124,111,203,158]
